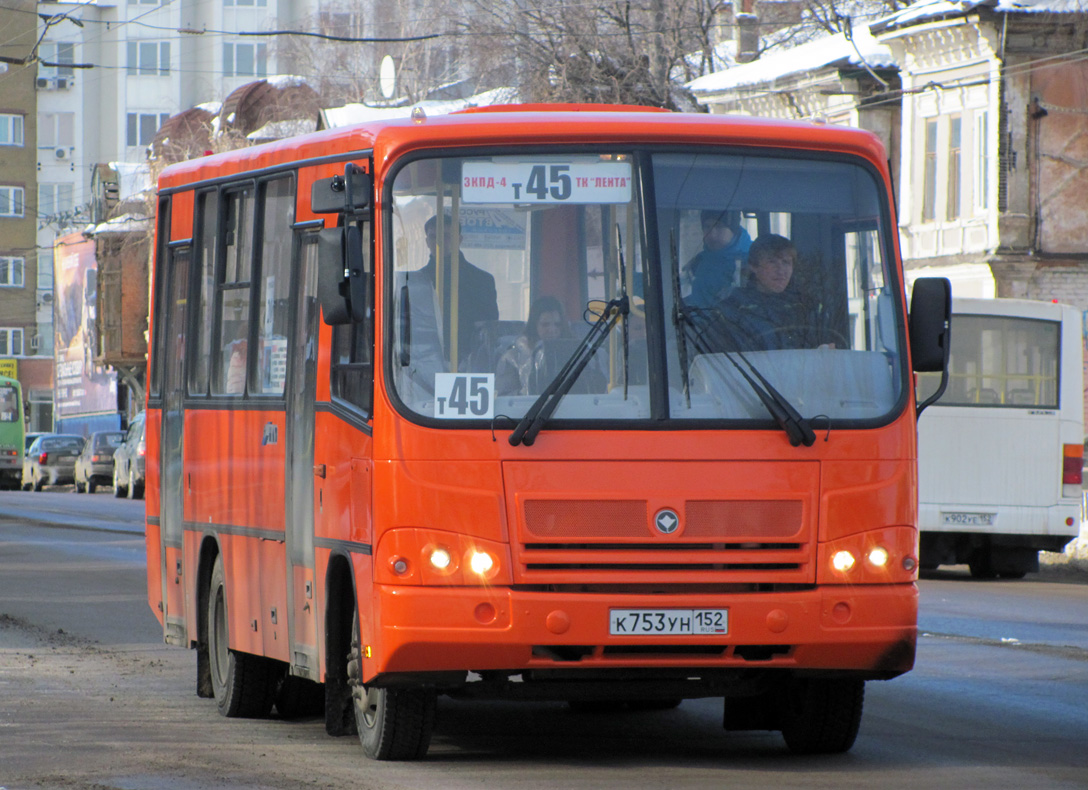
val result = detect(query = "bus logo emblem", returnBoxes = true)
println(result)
[654,508,680,535]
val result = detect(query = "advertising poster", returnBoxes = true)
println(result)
[53,234,117,420]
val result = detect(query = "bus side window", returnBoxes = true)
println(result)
[331,318,373,416]
[212,186,254,396]
[254,177,295,396]
[190,190,218,396]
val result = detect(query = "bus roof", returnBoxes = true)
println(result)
[157,106,890,192]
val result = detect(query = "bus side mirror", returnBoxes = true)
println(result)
[317,226,368,325]
[909,277,952,415]
[311,168,371,214]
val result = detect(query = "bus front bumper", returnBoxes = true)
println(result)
[363,583,917,683]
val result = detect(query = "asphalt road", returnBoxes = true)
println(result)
[1,490,1086,789]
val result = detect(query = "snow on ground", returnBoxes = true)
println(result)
[1041,515,1088,571]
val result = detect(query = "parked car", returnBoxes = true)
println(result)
[113,413,145,500]
[24,432,45,452]
[74,431,125,493]
[21,434,85,491]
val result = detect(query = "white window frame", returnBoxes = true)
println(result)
[126,40,171,76]
[40,42,75,77]
[223,42,267,78]
[38,183,75,219]
[0,114,24,147]
[38,112,76,149]
[126,112,171,147]
[0,256,25,287]
[0,186,24,217]
[0,328,24,356]
[975,111,989,212]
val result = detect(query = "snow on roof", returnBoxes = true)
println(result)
[688,27,896,95]
[91,213,151,235]
[247,118,317,141]
[264,74,310,90]
[196,101,222,115]
[873,0,1088,32]
[322,86,519,128]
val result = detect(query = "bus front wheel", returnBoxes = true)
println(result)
[779,678,864,754]
[348,609,435,760]
[206,555,281,718]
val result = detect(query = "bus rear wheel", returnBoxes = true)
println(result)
[779,678,864,755]
[206,555,281,718]
[349,609,435,760]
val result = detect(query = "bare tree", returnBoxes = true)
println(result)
[463,0,732,110]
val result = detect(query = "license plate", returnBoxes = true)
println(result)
[609,609,729,636]
[941,512,995,526]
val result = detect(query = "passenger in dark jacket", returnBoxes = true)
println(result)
[710,234,823,351]
[685,209,752,308]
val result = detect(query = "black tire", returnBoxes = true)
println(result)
[779,678,864,755]
[968,553,997,579]
[87,479,97,494]
[206,555,282,718]
[127,470,138,500]
[75,476,85,493]
[32,473,43,492]
[113,466,126,497]
[350,609,435,760]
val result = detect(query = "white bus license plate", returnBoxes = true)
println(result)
[942,512,995,526]
[610,609,728,636]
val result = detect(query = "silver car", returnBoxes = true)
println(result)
[22,434,85,491]
[113,413,146,500]
[74,431,125,494]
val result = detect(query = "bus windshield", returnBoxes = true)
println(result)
[388,149,904,427]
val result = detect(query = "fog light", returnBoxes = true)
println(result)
[831,550,856,572]
[429,547,452,570]
[868,547,889,567]
[469,551,494,575]
[903,556,917,572]
[392,557,409,575]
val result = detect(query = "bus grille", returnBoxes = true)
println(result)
[515,498,811,585]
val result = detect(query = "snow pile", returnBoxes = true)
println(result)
[1041,518,1088,572]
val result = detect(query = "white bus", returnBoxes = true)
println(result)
[916,297,1084,578]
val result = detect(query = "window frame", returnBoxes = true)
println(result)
[0,256,25,287]
[0,186,25,218]
[0,328,25,356]
[0,114,24,147]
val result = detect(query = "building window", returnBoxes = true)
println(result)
[0,257,24,287]
[38,251,54,290]
[0,328,24,356]
[0,187,24,217]
[38,183,74,219]
[126,41,170,76]
[39,112,75,148]
[223,42,267,78]
[126,112,171,147]
[947,116,961,221]
[0,114,24,147]
[40,42,75,77]
[922,118,938,222]
[975,111,989,211]
[224,0,268,7]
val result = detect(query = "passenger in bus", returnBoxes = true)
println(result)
[496,296,570,396]
[421,214,499,365]
[685,209,751,308]
[710,234,825,351]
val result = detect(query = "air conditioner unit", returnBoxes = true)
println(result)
[55,77,70,89]
[36,77,49,89]
[55,148,67,160]
[40,292,53,304]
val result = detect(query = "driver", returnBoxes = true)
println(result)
[712,234,825,351]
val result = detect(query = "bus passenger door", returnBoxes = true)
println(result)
[160,245,190,646]
[285,232,320,679]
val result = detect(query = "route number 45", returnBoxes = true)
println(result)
[434,373,494,419]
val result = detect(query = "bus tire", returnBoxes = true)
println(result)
[779,678,864,755]
[350,611,435,760]
[207,555,281,718]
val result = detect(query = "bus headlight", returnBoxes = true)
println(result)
[831,551,856,572]
[867,547,889,567]
[469,551,494,575]
[429,547,452,571]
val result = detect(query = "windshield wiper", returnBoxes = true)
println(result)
[508,295,629,447]
[670,228,691,408]
[676,305,816,448]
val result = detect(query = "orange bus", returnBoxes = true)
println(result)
[145,105,951,760]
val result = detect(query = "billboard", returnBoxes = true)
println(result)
[53,234,117,421]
